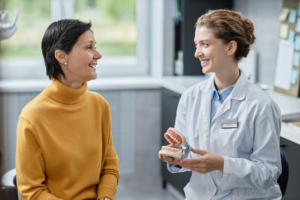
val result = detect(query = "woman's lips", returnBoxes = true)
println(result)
[201,60,210,66]
[89,64,97,70]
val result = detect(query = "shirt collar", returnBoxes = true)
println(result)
[198,69,249,101]
[211,76,235,101]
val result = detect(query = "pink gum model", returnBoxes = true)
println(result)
[158,128,186,159]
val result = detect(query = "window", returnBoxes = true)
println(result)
[0,0,149,79]
[0,0,50,79]
[75,0,136,56]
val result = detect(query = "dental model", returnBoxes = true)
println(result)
[159,128,191,159]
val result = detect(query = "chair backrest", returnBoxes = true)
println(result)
[1,169,18,200]
[277,147,289,196]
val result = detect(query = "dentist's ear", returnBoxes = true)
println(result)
[55,50,68,66]
[227,41,237,56]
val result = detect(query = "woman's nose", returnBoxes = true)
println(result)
[195,49,203,58]
[95,50,102,59]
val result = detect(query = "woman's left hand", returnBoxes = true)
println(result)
[177,148,224,174]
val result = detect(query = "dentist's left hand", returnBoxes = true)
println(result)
[177,148,224,174]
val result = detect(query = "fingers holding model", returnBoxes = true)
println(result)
[158,128,190,165]
[158,128,224,173]
[177,148,224,174]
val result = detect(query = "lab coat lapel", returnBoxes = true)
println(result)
[201,90,211,134]
[211,70,248,123]
[211,95,232,124]
[197,77,217,186]
[198,75,213,150]
[201,91,212,151]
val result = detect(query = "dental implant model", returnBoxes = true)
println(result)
[159,128,191,159]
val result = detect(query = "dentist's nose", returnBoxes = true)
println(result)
[195,49,203,58]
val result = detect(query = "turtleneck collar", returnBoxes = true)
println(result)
[44,78,87,105]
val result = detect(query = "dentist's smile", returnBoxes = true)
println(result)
[200,59,210,66]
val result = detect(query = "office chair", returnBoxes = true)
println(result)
[277,147,289,197]
[0,151,18,200]
[1,169,18,200]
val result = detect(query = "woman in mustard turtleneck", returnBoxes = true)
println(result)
[16,19,119,200]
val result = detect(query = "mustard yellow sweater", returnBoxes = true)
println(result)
[16,78,119,200]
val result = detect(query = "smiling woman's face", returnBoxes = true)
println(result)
[62,30,101,85]
[194,25,231,74]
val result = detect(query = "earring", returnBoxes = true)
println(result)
[65,62,67,65]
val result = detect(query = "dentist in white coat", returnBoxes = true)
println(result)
[160,9,282,200]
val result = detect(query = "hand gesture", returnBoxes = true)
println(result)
[177,148,224,174]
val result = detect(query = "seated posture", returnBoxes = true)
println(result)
[160,9,282,200]
[16,19,119,200]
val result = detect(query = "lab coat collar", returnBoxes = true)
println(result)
[231,70,248,101]
[198,69,248,101]
[198,74,214,94]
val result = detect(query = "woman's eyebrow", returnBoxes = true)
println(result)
[194,39,209,43]
[199,39,209,42]
[86,40,96,44]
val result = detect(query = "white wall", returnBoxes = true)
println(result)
[235,0,283,86]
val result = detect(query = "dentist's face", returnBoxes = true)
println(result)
[194,25,230,74]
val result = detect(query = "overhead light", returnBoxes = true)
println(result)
[0,10,19,40]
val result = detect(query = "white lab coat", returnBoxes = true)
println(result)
[168,71,282,200]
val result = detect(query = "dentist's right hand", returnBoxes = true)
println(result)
[159,154,181,166]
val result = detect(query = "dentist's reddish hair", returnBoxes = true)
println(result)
[196,9,255,61]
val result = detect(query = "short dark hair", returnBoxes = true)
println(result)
[41,19,92,79]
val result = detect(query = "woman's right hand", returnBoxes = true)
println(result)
[159,154,181,165]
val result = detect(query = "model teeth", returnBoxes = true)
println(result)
[165,133,180,145]
[164,145,178,150]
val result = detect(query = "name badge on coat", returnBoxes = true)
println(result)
[221,119,238,129]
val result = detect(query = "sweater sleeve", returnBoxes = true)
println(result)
[16,117,63,200]
[97,102,120,200]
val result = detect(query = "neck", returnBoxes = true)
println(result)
[58,75,83,89]
[214,63,239,91]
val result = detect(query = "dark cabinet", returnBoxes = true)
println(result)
[177,0,233,75]
[280,137,300,200]
[161,87,191,194]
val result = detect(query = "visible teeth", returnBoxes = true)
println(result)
[170,135,179,143]
[172,136,178,143]
[166,145,179,150]
[165,133,180,145]
[201,60,208,64]
[89,65,96,68]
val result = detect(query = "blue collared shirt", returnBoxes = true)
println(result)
[210,80,235,123]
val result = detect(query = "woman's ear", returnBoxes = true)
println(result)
[227,41,237,56]
[54,50,67,65]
